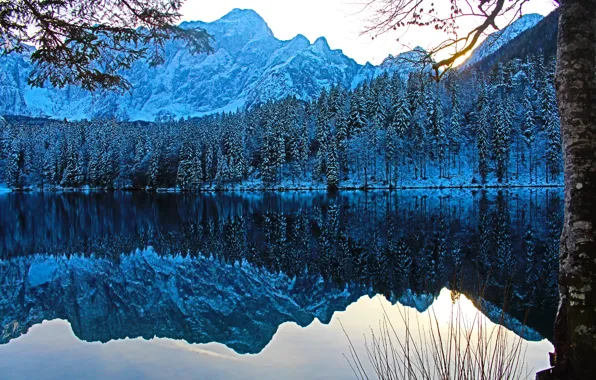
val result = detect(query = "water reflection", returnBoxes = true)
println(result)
[0,291,553,380]
[0,190,562,355]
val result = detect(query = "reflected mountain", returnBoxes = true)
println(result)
[0,190,562,353]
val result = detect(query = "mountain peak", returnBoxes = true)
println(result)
[313,37,330,51]
[216,8,273,38]
[293,34,309,43]
[222,8,264,21]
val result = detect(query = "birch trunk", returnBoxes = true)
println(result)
[553,1,596,378]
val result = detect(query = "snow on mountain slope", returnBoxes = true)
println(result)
[461,13,544,68]
[351,47,428,88]
[0,10,543,121]
[0,9,363,121]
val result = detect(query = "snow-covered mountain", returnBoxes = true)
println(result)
[352,46,429,84]
[461,13,544,68]
[0,9,370,121]
[0,10,543,121]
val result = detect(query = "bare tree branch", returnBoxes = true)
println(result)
[359,0,556,80]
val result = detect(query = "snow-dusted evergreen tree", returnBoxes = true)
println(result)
[131,133,149,187]
[313,90,332,183]
[60,148,83,188]
[348,88,366,136]
[543,82,562,182]
[335,101,349,178]
[260,121,278,185]
[288,118,302,184]
[215,145,229,186]
[429,88,447,178]
[366,81,384,175]
[5,137,24,189]
[177,140,200,190]
[449,81,463,175]
[476,83,491,183]
[326,139,339,189]
[60,128,85,188]
[522,86,536,183]
[223,116,246,184]
[385,115,398,187]
[395,239,412,286]
[386,80,408,186]
[493,95,512,183]
[147,139,162,189]
[87,123,116,188]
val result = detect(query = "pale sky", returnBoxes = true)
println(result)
[180,0,558,65]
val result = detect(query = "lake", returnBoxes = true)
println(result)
[0,189,562,379]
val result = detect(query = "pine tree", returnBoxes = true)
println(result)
[476,83,491,183]
[203,142,213,183]
[313,93,331,183]
[261,124,277,185]
[315,89,330,145]
[288,122,302,185]
[147,141,161,189]
[385,86,408,186]
[215,145,230,186]
[396,239,413,281]
[299,117,310,178]
[493,95,512,183]
[450,82,463,174]
[177,141,200,190]
[225,117,246,184]
[60,148,83,188]
[385,117,398,187]
[326,140,339,189]
[429,89,447,178]
[348,90,366,136]
[522,86,536,183]
[543,82,562,182]
[411,83,429,180]
[335,104,349,177]
[5,139,24,189]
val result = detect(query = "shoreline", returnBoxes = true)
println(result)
[3,184,565,193]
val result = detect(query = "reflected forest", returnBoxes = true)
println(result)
[0,189,562,353]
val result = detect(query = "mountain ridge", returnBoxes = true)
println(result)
[461,13,544,69]
[0,9,543,121]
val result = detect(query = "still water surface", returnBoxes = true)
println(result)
[0,190,561,379]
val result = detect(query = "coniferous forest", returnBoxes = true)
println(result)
[0,53,561,191]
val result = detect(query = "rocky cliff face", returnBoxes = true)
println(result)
[0,10,544,121]
[0,9,367,121]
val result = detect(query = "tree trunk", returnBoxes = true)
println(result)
[552,1,596,379]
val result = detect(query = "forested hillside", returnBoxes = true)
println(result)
[0,51,561,190]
